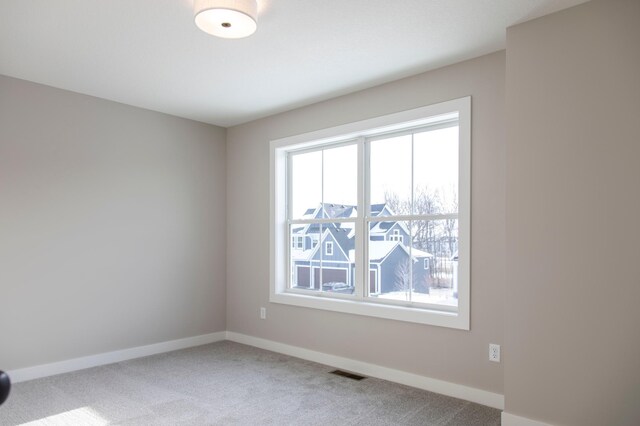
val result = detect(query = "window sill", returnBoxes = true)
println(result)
[270,291,469,330]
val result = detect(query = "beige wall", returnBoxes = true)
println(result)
[6,1,638,420]
[226,51,506,394]
[505,0,640,424]
[0,75,227,370]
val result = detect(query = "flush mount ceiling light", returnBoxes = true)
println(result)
[194,0,258,39]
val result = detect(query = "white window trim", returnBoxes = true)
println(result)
[270,97,470,330]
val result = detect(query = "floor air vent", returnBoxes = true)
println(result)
[329,370,366,381]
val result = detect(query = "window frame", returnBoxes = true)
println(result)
[270,97,471,330]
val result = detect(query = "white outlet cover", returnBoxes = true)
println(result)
[489,344,501,362]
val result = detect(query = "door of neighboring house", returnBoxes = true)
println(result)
[369,269,378,294]
[296,266,311,288]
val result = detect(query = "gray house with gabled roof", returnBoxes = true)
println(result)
[291,203,432,294]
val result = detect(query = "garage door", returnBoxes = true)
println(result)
[314,267,347,286]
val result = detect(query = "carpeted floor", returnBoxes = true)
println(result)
[0,341,501,425]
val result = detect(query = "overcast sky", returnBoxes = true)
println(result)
[290,126,459,218]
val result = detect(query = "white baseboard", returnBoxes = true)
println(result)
[7,330,505,412]
[502,412,554,426]
[7,331,226,383]
[225,331,504,410]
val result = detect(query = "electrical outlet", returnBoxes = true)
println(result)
[489,344,500,362]
[260,307,267,320]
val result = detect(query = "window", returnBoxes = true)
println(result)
[291,235,303,250]
[270,97,470,329]
[325,241,334,256]
[389,229,402,243]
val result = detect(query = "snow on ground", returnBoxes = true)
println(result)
[374,288,458,307]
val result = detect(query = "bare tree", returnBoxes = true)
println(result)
[383,190,410,216]
[412,185,441,254]
[384,185,441,250]
[441,186,458,256]
[393,258,411,298]
[393,256,431,295]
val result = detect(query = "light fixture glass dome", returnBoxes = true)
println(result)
[194,0,258,39]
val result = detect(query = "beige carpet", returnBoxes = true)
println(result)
[0,341,500,425]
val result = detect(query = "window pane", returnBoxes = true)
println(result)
[410,219,459,307]
[290,151,322,219]
[321,222,355,294]
[369,135,412,216]
[323,144,357,218]
[290,222,355,294]
[367,219,459,307]
[413,126,459,215]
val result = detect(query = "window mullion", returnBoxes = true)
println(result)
[290,217,358,225]
[409,132,415,302]
[367,213,458,222]
[355,137,366,300]
[319,150,324,291]
[286,154,292,290]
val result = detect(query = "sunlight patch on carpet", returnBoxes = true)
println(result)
[21,406,108,426]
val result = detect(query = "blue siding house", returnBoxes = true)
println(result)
[291,203,432,295]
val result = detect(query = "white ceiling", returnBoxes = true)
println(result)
[0,0,588,127]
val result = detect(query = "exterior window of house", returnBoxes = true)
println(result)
[292,236,303,249]
[270,97,470,329]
